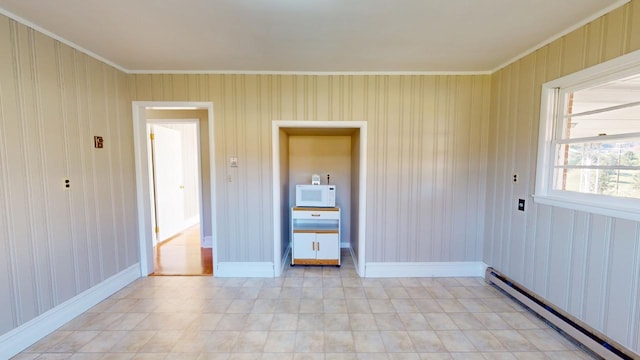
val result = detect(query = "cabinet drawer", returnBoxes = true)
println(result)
[292,209,340,220]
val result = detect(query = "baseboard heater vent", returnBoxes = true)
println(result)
[485,267,638,360]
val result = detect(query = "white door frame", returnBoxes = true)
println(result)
[272,120,367,277]
[147,120,203,246]
[132,101,216,276]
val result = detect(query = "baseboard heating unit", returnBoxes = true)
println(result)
[485,267,638,360]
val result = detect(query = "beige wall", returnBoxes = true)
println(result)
[131,74,492,264]
[289,135,352,245]
[0,15,134,335]
[484,1,640,352]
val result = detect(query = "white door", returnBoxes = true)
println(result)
[152,125,185,242]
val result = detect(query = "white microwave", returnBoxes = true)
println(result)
[296,184,336,207]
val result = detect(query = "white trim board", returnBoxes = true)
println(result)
[365,262,489,278]
[0,265,140,359]
[215,262,275,278]
[280,245,292,275]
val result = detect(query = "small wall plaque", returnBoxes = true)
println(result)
[94,136,104,149]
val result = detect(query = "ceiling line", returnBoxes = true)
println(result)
[127,70,493,76]
[0,7,128,73]
[0,1,632,76]
[489,0,631,73]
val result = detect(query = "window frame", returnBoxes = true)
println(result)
[534,49,640,222]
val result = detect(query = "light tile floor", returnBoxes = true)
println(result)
[14,251,596,359]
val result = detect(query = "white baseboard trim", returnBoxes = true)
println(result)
[216,262,275,277]
[348,247,363,277]
[0,265,140,359]
[280,245,292,275]
[365,261,488,278]
[202,235,213,248]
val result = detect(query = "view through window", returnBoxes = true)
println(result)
[554,73,640,199]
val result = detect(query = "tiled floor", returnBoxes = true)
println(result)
[14,250,595,359]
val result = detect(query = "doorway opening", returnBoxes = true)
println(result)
[147,121,211,275]
[272,121,367,277]
[132,102,217,277]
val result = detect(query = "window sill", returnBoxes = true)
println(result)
[532,194,640,222]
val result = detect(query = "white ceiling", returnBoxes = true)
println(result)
[0,0,629,74]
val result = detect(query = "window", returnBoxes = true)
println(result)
[535,50,640,221]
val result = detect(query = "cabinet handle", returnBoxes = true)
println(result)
[317,242,320,251]
[312,242,315,251]
[311,214,320,217]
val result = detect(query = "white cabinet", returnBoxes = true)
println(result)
[291,207,340,266]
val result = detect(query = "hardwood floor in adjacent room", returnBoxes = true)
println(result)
[153,225,213,276]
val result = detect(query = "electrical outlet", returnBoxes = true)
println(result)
[512,173,519,184]
[518,198,525,211]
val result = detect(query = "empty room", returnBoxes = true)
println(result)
[0,0,639,359]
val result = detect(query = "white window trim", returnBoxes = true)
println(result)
[534,49,640,222]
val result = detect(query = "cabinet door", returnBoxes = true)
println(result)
[315,233,339,260]
[293,232,317,260]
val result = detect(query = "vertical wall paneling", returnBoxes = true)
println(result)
[604,220,637,343]
[631,1,640,50]
[484,74,499,268]
[485,1,640,351]
[504,63,519,277]
[633,223,640,349]
[85,59,103,283]
[0,14,136,338]
[567,212,587,317]
[599,217,613,331]
[416,75,427,259]
[72,51,94,291]
[546,207,573,308]
[561,27,586,75]
[603,6,627,61]
[14,21,42,322]
[131,72,490,265]
[532,205,551,296]
[0,14,19,334]
[34,30,64,309]
[55,41,80,301]
[408,77,420,260]
[585,18,604,68]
